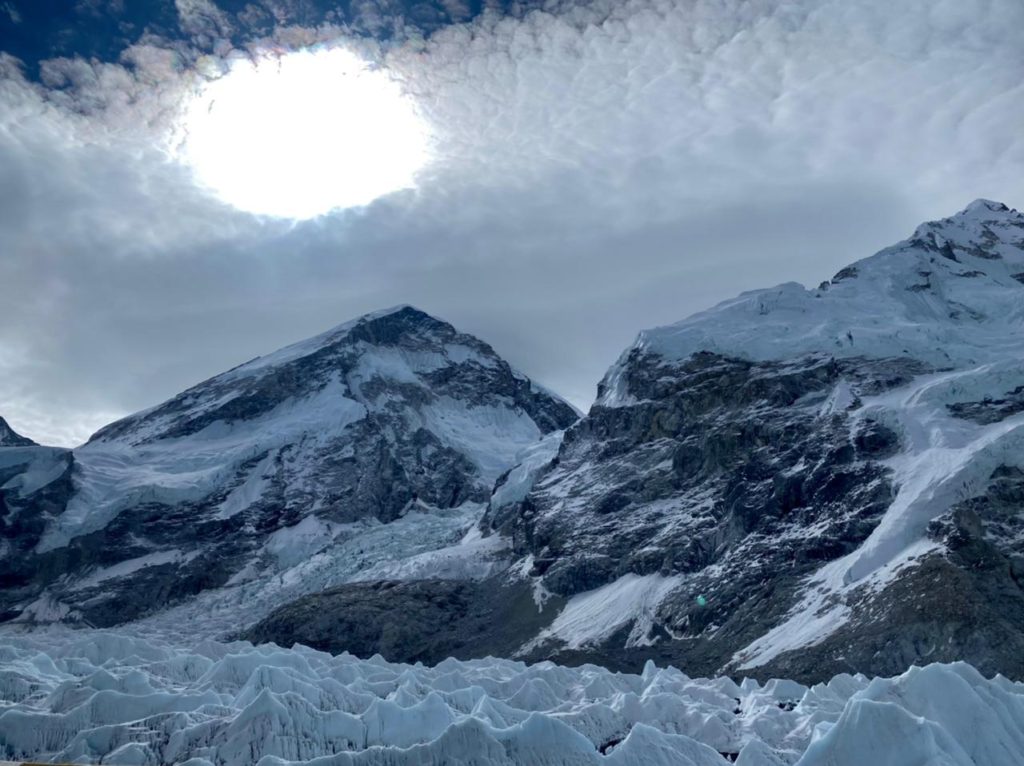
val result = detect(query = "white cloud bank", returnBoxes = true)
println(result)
[1,0,1022,445]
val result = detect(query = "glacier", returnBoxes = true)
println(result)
[0,631,1022,765]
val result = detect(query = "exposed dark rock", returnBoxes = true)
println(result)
[831,266,859,282]
[746,465,1024,682]
[948,386,1024,424]
[504,354,907,604]
[244,577,562,666]
[853,420,901,458]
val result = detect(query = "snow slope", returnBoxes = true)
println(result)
[600,199,1024,406]
[731,359,1024,670]
[0,631,1021,766]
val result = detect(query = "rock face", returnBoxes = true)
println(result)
[252,200,1024,683]
[243,577,563,666]
[0,306,577,629]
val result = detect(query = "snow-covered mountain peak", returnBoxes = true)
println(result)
[927,197,1017,227]
[490,200,1024,684]
[908,198,1023,259]
[0,416,35,447]
[217,304,455,380]
[599,200,1024,406]
[9,307,576,622]
[91,304,560,447]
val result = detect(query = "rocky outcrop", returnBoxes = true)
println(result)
[243,577,561,666]
[756,464,1024,681]
[499,353,915,596]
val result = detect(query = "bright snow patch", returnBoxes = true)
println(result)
[526,574,683,652]
[0,632,1022,765]
[490,430,564,513]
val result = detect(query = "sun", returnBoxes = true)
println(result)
[179,46,431,220]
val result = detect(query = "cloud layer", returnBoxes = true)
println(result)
[2,0,1023,445]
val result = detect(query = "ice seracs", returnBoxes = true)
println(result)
[1,632,1023,766]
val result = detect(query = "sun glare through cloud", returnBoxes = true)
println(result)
[178,46,431,219]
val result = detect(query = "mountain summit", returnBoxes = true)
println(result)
[0,305,577,629]
[501,198,1024,680]
[600,198,1024,406]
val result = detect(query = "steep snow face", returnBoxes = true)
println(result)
[0,631,1022,766]
[0,306,577,631]
[492,201,1024,682]
[600,200,1024,406]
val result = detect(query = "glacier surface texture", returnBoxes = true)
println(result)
[1,632,1023,765]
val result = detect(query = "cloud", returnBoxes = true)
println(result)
[1,0,1022,445]
[175,0,234,43]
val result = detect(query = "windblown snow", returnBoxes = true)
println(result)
[0,632,1022,765]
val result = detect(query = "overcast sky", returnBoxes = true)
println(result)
[2,0,1023,446]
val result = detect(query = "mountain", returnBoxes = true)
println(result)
[4,201,1023,685]
[0,417,35,447]
[0,306,578,629]
[249,200,1024,682]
